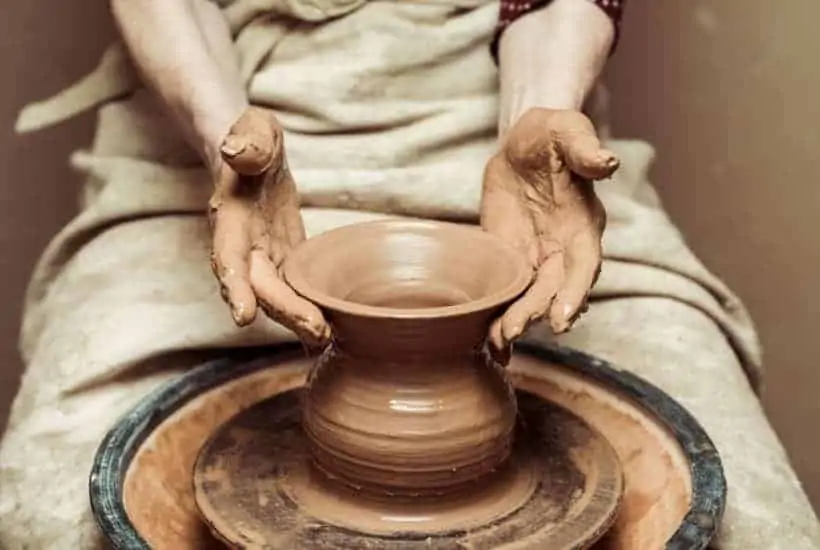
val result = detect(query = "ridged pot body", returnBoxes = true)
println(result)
[284,219,533,496]
[302,311,518,496]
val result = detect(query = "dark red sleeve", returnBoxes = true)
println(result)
[491,0,625,63]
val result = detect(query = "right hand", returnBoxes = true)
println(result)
[208,107,331,348]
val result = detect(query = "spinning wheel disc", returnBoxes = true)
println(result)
[194,390,623,549]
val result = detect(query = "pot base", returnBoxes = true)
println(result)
[193,389,622,548]
[283,450,538,537]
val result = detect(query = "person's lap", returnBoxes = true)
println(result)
[1,212,818,549]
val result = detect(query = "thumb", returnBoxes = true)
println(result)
[220,109,276,176]
[553,113,620,180]
[221,134,274,177]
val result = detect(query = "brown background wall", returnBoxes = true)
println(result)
[1,0,818,512]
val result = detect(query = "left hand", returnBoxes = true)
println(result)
[481,107,619,364]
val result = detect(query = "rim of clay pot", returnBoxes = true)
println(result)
[89,341,726,550]
[282,219,534,319]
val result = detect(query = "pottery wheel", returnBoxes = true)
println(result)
[193,390,623,549]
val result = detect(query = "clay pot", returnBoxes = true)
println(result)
[282,219,533,496]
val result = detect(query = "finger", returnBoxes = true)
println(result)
[548,232,602,333]
[487,253,564,355]
[553,113,620,181]
[249,249,331,348]
[211,201,258,326]
[488,318,511,366]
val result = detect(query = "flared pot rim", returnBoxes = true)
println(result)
[283,219,534,320]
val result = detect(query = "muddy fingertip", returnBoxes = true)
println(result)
[597,150,620,177]
[548,299,581,334]
[301,317,332,348]
[221,135,247,158]
[501,318,525,346]
[487,319,512,366]
[231,301,257,327]
[221,135,273,176]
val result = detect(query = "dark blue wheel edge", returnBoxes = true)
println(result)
[89,341,726,550]
[89,345,301,549]
[515,340,726,550]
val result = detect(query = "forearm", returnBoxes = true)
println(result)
[497,0,615,137]
[111,0,247,170]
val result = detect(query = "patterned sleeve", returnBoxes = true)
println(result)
[491,0,625,62]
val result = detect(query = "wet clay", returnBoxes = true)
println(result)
[122,350,693,550]
[282,220,533,497]
[282,452,537,536]
[481,107,619,358]
[303,348,520,496]
[193,389,622,547]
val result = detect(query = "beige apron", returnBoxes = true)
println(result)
[1,0,818,548]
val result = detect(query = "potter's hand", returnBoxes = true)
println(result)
[481,107,619,363]
[208,107,331,347]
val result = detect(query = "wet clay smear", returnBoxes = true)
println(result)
[194,390,623,549]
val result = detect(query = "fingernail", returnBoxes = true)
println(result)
[221,138,245,158]
[548,303,574,333]
[561,304,579,332]
[304,319,331,346]
[603,154,619,169]
[232,304,246,325]
[503,325,522,345]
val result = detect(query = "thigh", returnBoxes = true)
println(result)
[525,297,820,549]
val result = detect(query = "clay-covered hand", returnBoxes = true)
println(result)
[208,107,331,347]
[481,107,619,363]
